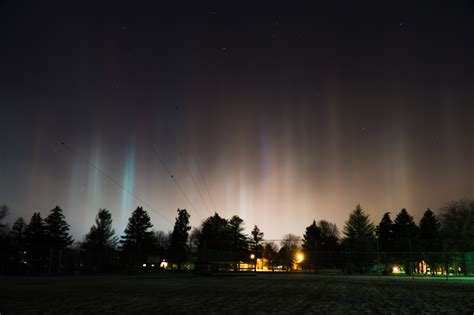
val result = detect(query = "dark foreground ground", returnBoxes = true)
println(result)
[1,273,474,314]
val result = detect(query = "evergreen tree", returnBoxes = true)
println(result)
[343,205,375,244]
[302,220,321,270]
[418,208,440,274]
[120,206,154,268]
[195,213,250,267]
[376,212,394,252]
[392,208,418,275]
[418,208,440,251]
[84,209,117,249]
[392,208,417,252]
[250,225,264,271]
[228,216,248,249]
[83,209,118,272]
[168,209,191,270]
[45,206,73,250]
[343,204,375,273]
[10,217,28,268]
[199,213,229,249]
[25,212,47,273]
[198,213,229,250]
[250,225,264,256]
[25,213,46,241]
[44,206,73,274]
[10,217,27,241]
[227,215,249,260]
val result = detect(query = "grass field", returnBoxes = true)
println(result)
[1,273,474,314]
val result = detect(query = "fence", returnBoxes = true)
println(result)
[192,247,474,277]
[313,250,470,276]
[193,240,257,275]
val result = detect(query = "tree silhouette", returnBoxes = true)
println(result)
[302,220,321,271]
[168,209,191,270]
[45,206,73,249]
[11,217,27,240]
[120,206,154,269]
[419,208,439,251]
[198,213,229,250]
[0,204,10,236]
[440,199,474,252]
[318,220,340,268]
[392,208,418,275]
[279,234,301,271]
[263,242,278,271]
[25,213,46,241]
[44,206,73,274]
[0,204,9,273]
[376,212,394,273]
[418,208,440,274]
[392,209,417,252]
[154,230,170,259]
[376,212,394,252]
[10,217,27,270]
[195,213,245,272]
[250,225,264,271]
[343,204,375,273]
[250,225,264,256]
[197,213,249,258]
[83,209,118,272]
[228,215,249,260]
[25,212,47,273]
[318,220,340,246]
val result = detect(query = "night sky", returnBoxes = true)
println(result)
[1,1,473,240]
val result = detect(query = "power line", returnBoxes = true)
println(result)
[156,113,213,218]
[152,104,216,219]
[153,146,205,222]
[176,149,212,217]
[182,133,218,213]
[59,141,174,227]
[170,105,218,213]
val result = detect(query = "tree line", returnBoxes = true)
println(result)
[0,198,474,275]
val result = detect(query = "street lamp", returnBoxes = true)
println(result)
[296,253,304,263]
[250,253,256,272]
